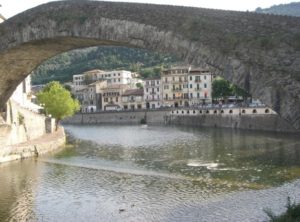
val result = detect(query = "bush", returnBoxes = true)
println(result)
[265,197,300,222]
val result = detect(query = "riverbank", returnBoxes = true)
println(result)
[0,127,65,163]
[63,108,298,133]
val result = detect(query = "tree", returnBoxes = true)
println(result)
[212,78,232,101]
[136,82,143,89]
[231,84,251,100]
[37,81,80,130]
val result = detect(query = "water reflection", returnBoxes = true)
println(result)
[0,125,299,221]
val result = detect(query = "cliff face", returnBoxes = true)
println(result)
[0,1,299,129]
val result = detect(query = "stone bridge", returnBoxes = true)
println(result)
[0,1,299,130]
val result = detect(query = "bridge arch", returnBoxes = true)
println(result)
[0,1,299,129]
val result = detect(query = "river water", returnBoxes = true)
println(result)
[0,125,300,221]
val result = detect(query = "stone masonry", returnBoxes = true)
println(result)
[0,1,299,129]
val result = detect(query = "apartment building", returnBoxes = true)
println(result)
[102,84,129,111]
[144,78,162,109]
[161,66,212,107]
[73,69,134,93]
[122,89,144,110]
[80,80,107,113]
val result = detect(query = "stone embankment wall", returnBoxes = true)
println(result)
[0,100,63,163]
[63,110,170,125]
[0,127,65,163]
[63,108,297,133]
[0,101,46,147]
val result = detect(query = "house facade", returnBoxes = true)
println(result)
[121,89,144,110]
[144,78,162,109]
[161,66,213,107]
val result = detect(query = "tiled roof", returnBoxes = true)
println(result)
[122,89,144,96]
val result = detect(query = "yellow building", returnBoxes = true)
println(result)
[161,66,212,108]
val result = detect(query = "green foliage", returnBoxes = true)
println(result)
[136,82,143,89]
[212,78,251,100]
[212,78,232,99]
[231,84,251,98]
[265,197,300,222]
[37,81,80,129]
[31,46,178,84]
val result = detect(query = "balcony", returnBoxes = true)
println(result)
[194,79,201,83]
[145,98,160,101]
[194,88,202,91]
[172,88,183,92]
[150,92,157,95]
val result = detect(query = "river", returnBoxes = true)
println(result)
[0,125,300,221]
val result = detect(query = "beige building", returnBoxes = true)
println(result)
[161,66,212,107]
[102,84,129,111]
[144,78,162,109]
[122,89,144,110]
[80,80,107,113]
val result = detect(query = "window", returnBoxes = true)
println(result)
[190,76,192,81]
[204,83,207,88]
[157,80,159,84]
[190,84,192,88]
[157,88,159,92]
[173,94,175,99]
[197,93,200,98]
[190,93,193,98]
[204,75,207,80]
[116,97,118,102]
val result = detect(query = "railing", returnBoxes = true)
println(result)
[172,88,183,92]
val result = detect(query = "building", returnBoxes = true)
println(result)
[144,78,162,109]
[80,80,107,113]
[188,68,213,105]
[122,89,144,110]
[161,66,190,108]
[102,84,129,111]
[73,69,134,92]
[161,66,212,107]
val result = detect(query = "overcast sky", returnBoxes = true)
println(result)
[0,0,298,18]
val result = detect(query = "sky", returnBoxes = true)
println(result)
[0,0,298,18]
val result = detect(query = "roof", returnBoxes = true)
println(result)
[84,69,104,74]
[122,89,144,96]
[101,84,127,90]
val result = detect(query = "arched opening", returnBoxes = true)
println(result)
[0,0,298,130]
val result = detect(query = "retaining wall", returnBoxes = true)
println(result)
[63,108,297,133]
[0,127,65,163]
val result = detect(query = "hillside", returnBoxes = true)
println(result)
[31,46,178,84]
[255,2,300,17]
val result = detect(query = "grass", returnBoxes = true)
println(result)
[265,197,300,222]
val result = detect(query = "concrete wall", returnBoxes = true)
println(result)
[0,127,65,163]
[63,110,170,125]
[0,101,46,147]
[63,108,297,133]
